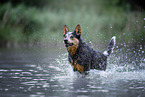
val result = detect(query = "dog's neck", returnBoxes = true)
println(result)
[67,42,79,56]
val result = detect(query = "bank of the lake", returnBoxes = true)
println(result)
[0,1,145,48]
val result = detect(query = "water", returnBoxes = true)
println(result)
[0,46,145,97]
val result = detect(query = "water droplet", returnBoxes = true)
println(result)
[140,46,142,49]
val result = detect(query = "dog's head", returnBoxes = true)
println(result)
[63,24,81,48]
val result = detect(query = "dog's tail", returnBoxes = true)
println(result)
[103,36,116,56]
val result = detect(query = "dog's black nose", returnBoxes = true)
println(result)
[64,39,68,44]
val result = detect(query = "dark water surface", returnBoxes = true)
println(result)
[0,46,145,97]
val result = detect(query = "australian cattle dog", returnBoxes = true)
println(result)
[63,24,116,74]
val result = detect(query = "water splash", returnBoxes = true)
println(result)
[51,46,145,83]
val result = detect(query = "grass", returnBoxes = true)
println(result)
[0,1,145,48]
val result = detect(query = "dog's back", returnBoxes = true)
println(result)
[68,37,108,71]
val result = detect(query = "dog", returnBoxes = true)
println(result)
[63,24,116,74]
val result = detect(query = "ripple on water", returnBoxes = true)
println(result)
[20,72,33,76]
[21,81,38,85]
[10,69,23,72]
[0,69,9,72]
[92,89,109,93]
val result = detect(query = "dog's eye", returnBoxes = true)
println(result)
[70,36,74,39]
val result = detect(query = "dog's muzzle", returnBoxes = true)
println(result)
[64,39,73,47]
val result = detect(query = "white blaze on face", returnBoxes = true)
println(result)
[65,32,73,43]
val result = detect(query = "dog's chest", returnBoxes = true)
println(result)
[69,56,76,65]
[68,56,84,72]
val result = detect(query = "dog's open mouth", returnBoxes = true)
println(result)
[65,43,74,47]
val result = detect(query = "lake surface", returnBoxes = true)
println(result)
[0,45,145,97]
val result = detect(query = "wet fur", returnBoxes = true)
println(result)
[63,24,115,73]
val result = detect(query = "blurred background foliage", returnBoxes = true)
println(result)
[0,0,144,48]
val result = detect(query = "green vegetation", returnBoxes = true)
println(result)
[0,0,144,48]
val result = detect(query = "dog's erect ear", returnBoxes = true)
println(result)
[75,24,81,35]
[64,25,69,34]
